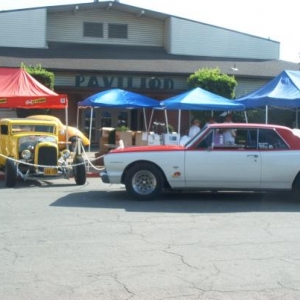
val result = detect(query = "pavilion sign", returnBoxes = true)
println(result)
[75,74,175,90]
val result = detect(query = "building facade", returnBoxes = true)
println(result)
[0,0,298,143]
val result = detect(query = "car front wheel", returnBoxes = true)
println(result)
[73,156,86,185]
[5,159,17,188]
[125,163,164,200]
[292,174,300,199]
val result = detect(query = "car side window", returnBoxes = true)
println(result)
[244,129,258,149]
[196,129,258,149]
[196,131,213,148]
[0,124,8,135]
[258,129,288,149]
[212,128,258,149]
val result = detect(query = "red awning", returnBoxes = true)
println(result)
[0,68,68,109]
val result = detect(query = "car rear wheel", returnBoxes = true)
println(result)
[125,163,164,200]
[5,159,17,188]
[73,156,86,185]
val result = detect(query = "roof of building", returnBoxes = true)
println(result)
[0,42,297,78]
[0,1,297,79]
[0,1,281,43]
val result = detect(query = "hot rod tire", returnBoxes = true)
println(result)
[73,156,86,185]
[125,163,164,200]
[5,159,17,188]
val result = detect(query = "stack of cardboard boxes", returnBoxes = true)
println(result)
[95,128,180,165]
[98,128,179,156]
[99,127,134,155]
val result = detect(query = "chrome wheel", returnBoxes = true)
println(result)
[132,170,157,195]
[125,163,164,200]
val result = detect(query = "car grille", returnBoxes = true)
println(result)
[38,146,57,171]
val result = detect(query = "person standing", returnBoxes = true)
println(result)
[188,118,201,138]
[205,116,217,126]
[223,114,236,145]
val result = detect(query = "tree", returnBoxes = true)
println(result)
[186,68,238,124]
[21,63,55,89]
[187,67,237,99]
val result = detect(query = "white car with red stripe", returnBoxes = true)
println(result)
[101,123,300,200]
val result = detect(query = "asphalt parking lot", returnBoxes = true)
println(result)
[1,177,300,300]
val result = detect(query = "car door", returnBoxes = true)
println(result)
[184,128,262,189]
[258,129,299,189]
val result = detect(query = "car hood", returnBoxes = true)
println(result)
[109,145,184,154]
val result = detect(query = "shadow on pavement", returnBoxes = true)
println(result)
[0,178,87,188]
[50,188,300,214]
[1,178,298,214]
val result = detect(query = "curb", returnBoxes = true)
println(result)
[86,171,100,178]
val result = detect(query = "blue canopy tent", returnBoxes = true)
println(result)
[77,89,161,150]
[236,70,300,125]
[160,87,245,110]
[159,87,245,134]
[78,88,160,109]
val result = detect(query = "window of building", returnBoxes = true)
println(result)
[108,24,128,39]
[83,22,103,38]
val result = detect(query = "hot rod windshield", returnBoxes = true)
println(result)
[11,124,56,134]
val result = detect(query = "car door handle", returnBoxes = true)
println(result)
[247,154,259,158]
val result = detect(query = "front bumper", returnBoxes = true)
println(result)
[100,171,110,183]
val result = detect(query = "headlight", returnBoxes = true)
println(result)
[22,149,32,160]
[61,149,71,159]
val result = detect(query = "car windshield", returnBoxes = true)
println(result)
[12,124,56,134]
[183,125,208,147]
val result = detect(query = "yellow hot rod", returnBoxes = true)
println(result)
[0,118,86,187]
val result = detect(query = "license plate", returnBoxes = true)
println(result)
[44,167,57,175]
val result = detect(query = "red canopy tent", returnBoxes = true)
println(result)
[0,68,68,109]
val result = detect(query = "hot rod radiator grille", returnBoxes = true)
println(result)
[38,147,57,171]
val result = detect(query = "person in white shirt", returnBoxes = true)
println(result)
[115,133,125,149]
[188,118,201,138]
[223,114,236,145]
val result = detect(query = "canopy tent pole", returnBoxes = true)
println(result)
[76,107,79,129]
[244,110,248,123]
[178,109,181,145]
[164,109,169,133]
[88,108,93,153]
[266,105,268,124]
[145,108,156,144]
[75,106,81,154]
[296,108,299,128]
[65,106,69,150]
[143,108,147,132]
[148,109,155,132]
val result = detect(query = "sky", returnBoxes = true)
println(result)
[0,0,299,63]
